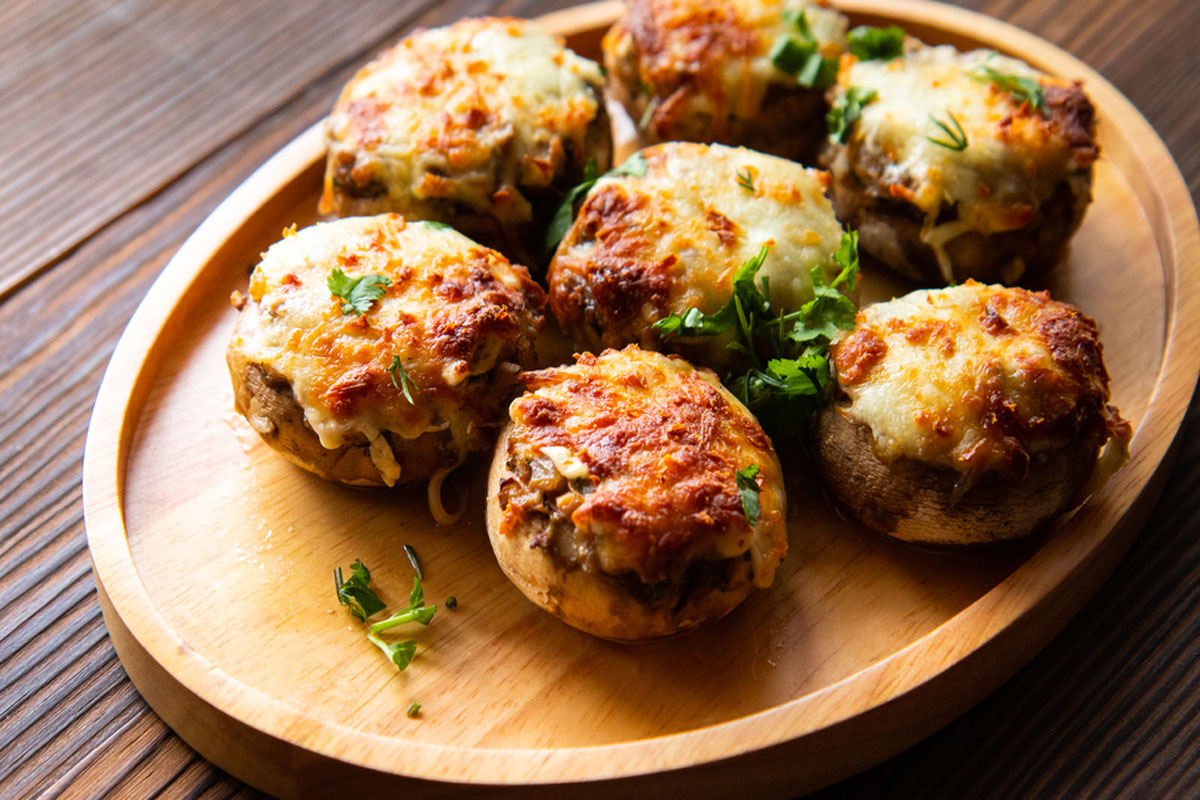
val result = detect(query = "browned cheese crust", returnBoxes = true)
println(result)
[547,142,848,372]
[486,346,788,640]
[321,17,611,265]
[603,0,847,162]
[821,46,1098,285]
[815,282,1131,544]
[227,215,545,488]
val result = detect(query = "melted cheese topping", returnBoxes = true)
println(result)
[548,142,847,366]
[832,282,1129,479]
[841,46,1092,279]
[230,214,544,484]
[502,346,788,586]
[323,17,604,226]
[604,0,846,131]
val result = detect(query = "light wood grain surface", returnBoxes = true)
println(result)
[2,0,1199,797]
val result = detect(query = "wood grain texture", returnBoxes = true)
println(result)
[0,0,1198,798]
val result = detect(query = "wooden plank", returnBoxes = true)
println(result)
[0,0,447,300]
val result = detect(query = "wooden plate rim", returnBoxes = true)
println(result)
[82,0,1200,787]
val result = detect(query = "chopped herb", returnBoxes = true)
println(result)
[335,559,386,621]
[407,701,422,718]
[928,109,969,151]
[654,233,861,438]
[735,168,755,193]
[827,87,877,144]
[338,562,437,671]
[771,9,838,89]
[847,25,905,61]
[974,65,1048,116]
[736,465,761,525]
[770,36,816,75]
[543,152,650,258]
[370,577,437,633]
[388,356,417,404]
[368,633,417,669]
[445,596,458,609]
[327,269,392,317]
[403,544,424,580]
[420,220,452,230]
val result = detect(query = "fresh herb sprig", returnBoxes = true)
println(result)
[335,561,438,671]
[388,356,417,404]
[327,269,391,317]
[736,465,762,524]
[543,152,650,258]
[771,10,838,89]
[847,25,905,61]
[736,168,755,193]
[654,233,861,439]
[974,64,1048,116]
[928,109,969,151]
[827,87,877,144]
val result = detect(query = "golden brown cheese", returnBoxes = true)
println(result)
[833,45,1097,282]
[322,18,607,248]
[498,347,787,586]
[548,142,848,369]
[230,214,544,485]
[831,282,1130,482]
[603,0,846,158]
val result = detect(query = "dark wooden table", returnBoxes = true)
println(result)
[2,0,1197,797]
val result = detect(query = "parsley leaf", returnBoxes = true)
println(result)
[327,269,392,317]
[974,65,1048,116]
[420,220,452,230]
[335,559,387,621]
[827,87,877,144]
[543,152,650,259]
[736,465,761,525]
[388,356,417,404]
[770,35,816,75]
[655,233,862,439]
[368,633,417,669]
[847,25,905,61]
[370,577,437,633]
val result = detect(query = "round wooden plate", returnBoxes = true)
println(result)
[83,1,1200,797]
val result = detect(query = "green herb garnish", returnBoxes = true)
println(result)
[771,9,838,89]
[826,87,877,144]
[337,562,438,671]
[654,233,861,438]
[974,64,1048,116]
[420,220,452,230]
[445,596,458,609]
[736,465,761,525]
[327,269,392,317]
[403,543,424,580]
[335,559,387,621]
[928,109,969,151]
[543,152,650,258]
[388,356,417,404]
[735,168,755,193]
[407,701,422,718]
[847,25,905,61]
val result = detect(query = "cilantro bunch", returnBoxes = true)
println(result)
[654,232,861,439]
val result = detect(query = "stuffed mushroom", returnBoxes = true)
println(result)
[814,282,1131,545]
[321,17,611,265]
[823,45,1098,285]
[487,346,788,640]
[227,214,545,518]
